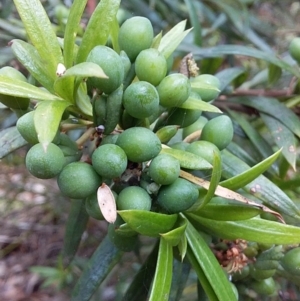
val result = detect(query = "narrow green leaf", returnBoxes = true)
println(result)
[110,16,120,53]
[53,77,75,103]
[188,215,300,245]
[71,235,122,301]
[221,150,300,220]
[198,151,222,209]
[230,96,300,138]
[62,199,89,266]
[118,210,178,237]
[226,141,257,167]
[261,113,297,170]
[184,0,202,46]
[186,248,218,301]
[158,20,192,59]
[156,125,179,143]
[0,126,27,159]
[149,238,173,301]
[34,100,72,146]
[268,63,282,86]
[190,203,261,221]
[0,75,63,101]
[64,0,88,68]
[161,147,212,170]
[185,219,237,301]
[178,235,187,261]
[179,44,300,77]
[11,39,55,92]
[63,62,108,79]
[122,243,159,301]
[179,96,222,113]
[75,83,93,117]
[160,217,187,246]
[13,0,63,76]
[227,109,275,162]
[220,148,281,191]
[76,0,121,63]
[216,67,246,92]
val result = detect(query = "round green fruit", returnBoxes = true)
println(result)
[116,127,162,162]
[281,247,300,276]
[92,144,127,179]
[157,178,199,213]
[191,74,221,102]
[149,154,180,185]
[117,186,152,211]
[167,108,202,128]
[86,45,124,94]
[16,111,60,145]
[135,48,167,86]
[186,141,220,165]
[118,16,154,62]
[249,278,276,296]
[200,115,233,150]
[157,73,191,108]
[249,265,276,280]
[123,81,159,118]
[182,116,208,139]
[289,37,300,63]
[169,141,190,151]
[0,66,29,110]
[85,193,104,220]
[57,162,102,199]
[25,143,65,179]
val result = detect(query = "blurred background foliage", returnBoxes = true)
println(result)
[1,0,300,300]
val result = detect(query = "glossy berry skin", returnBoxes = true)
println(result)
[117,186,152,211]
[116,127,162,163]
[200,115,233,150]
[118,16,154,62]
[289,37,300,63]
[157,73,191,108]
[86,45,124,94]
[149,154,180,185]
[57,162,102,199]
[157,178,199,213]
[92,144,127,179]
[123,81,159,119]
[135,48,167,86]
[25,143,65,179]
[281,247,300,276]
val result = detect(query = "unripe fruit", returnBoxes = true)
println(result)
[86,45,124,94]
[289,37,300,63]
[16,111,60,145]
[123,81,159,118]
[92,144,127,179]
[149,154,180,185]
[249,278,276,296]
[167,108,202,128]
[249,265,276,280]
[157,73,191,107]
[191,74,221,102]
[135,48,167,86]
[169,141,190,151]
[25,143,65,179]
[116,127,162,162]
[200,115,233,150]
[186,141,220,165]
[85,193,104,220]
[117,186,152,211]
[182,116,208,139]
[157,178,199,213]
[118,16,154,62]
[57,162,101,199]
[280,247,300,276]
[0,66,29,110]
